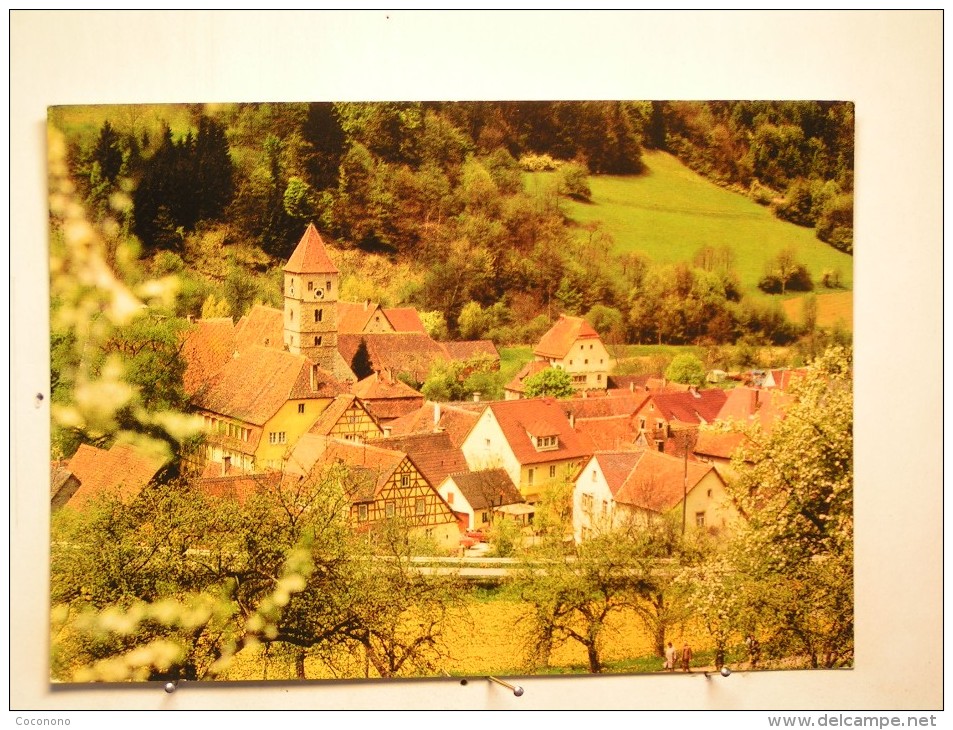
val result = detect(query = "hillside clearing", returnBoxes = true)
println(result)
[551,151,854,300]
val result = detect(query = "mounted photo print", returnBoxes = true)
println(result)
[47,101,853,683]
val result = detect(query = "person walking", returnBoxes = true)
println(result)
[664,641,677,671]
[681,643,693,673]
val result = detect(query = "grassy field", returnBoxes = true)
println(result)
[782,290,854,330]
[545,151,854,301]
[498,346,534,383]
[222,587,724,681]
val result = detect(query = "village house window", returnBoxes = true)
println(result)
[481,511,489,524]
[358,504,368,522]
[534,435,558,451]
[707,489,713,498]
[597,374,602,382]
[326,280,331,291]
[592,469,597,482]
[573,375,586,384]
[549,465,556,478]
[639,417,646,430]
[314,308,323,322]
[582,493,594,514]
[385,501,396,518]
[581,526,591,541]
[446,492,454,505]
[401,474,411,488]
[696,512,706,527]
[314,336,322,346]
[527,468,535,486]
[415,497,426,516]
[602,500,609,517]
[269,431,287,445]
[584,359,589,365]
[298,403,305,414]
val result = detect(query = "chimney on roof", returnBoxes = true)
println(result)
[630,382,634,392]
[433,402,442,428]
[382,426,392,437]
[569,412,575,429]
[310,364,318,390]
[187,314,194,324]
[473,392,481,403]
[364,299,370,311]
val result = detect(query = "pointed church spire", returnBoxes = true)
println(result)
[284,223,339,275]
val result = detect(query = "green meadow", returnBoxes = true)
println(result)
[555,150,854,301]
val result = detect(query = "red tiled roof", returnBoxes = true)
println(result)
[504,361,549,394]
[66,443,167,508]
[643,389,728,426]
[486,398,594,466]
[386,402,482,448]
[284,224,339,275]
[608,374,653,392]
[383,307,427,334]
[352,369,422,400]
[193,346,340,425]
[586,451,644,497]
[693,429,749,461]
[317,439,407,496]
[713,387,792,434]
[560,393,649,420]
[197,471,282,504]
[337,301,383,334]
[574,415,639,451]
[534,315,601,359]
[447,468,523,510]
[377,431,469,489]
[181,318,237,395]
[443,340,500,363]
[338,333,448,383]
[614,449,717,513]
[234,305,284,352]
[769,368,808,390]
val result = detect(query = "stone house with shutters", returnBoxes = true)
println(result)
[532,315,614,393]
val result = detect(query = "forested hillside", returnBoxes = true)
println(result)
[50,100,853,349]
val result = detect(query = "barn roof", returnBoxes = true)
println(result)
[534,315,602,359]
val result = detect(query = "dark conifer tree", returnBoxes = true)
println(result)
[350,338,374,381]
[92,120,124,182]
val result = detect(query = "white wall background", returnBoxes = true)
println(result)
[9,9,943,715]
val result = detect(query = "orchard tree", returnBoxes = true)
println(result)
[516,524,657,673]
[703,346,854,669]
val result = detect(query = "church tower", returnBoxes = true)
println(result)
[283,224,340,373]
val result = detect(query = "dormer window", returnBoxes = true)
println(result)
[533,434,559,451]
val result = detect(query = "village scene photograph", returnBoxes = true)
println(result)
[47,100,854,684]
